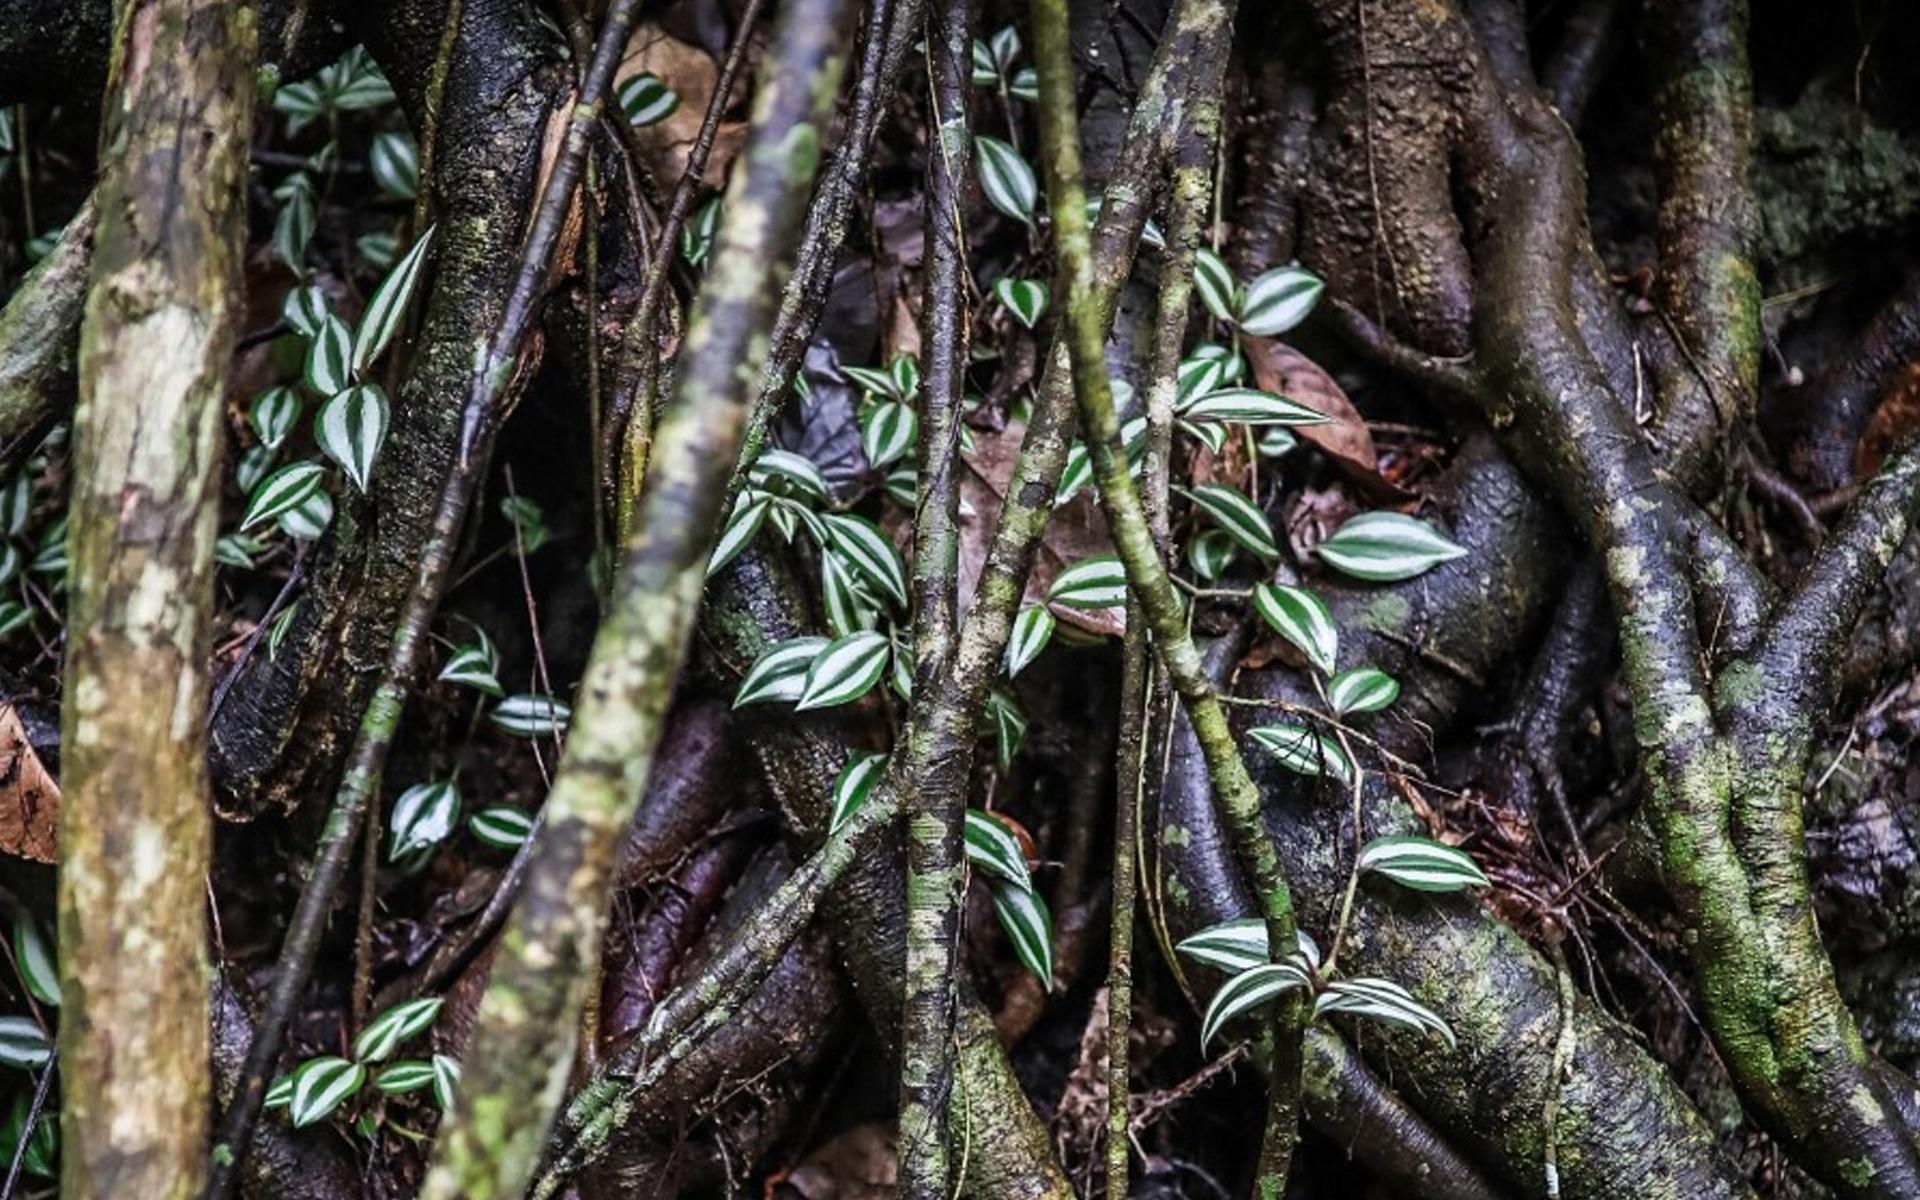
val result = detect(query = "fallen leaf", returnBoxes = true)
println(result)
[617,25,750,191]
[1245,337,1409,500]
[0,704,58,864]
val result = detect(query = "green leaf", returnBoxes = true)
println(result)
[358,230,399,268]
[734,636,829,707]
[986,689,1026,769]
[273,177,316,274]
[819,512,909,610]
[1176,918,1321,976]
[889,354,921,400]
[617,72,680,127]
[241,461,327,531]
[499,494,549,553]
[986,25,1021,74]
[251,387,302,451]
[794,631,891,711]
[963,809,1032,891]
[1003,605,1055,678]
[860,401,918,471]
[1313,977,1455,1049]
[328,48,396,109]
[12,915,57,1008]
[1193,247,1237,323]
[1200,962,1311,1048]
[489,694,570,738]
[883,464,917,507]
[1357,834,1489,892]
[820,549,882,637]
[1237,266,1323,336]
[353,996,443,1063]
[991,880,1052,990]
[352,225,435,377]
[264,1074,295,1109]
[431,1054,460,1108]
[1257,427,1298,457]
[974,135,1038,224]
[0,1017,48,1069]
[1179,419,1229,455]
[1315,511,1467,582]
[708,492,772,578]
[1174,354,1227,411]
[236,443,274,494]
[4,1090,56,1177]
[389,780,460,861]
[439,629,503,695]
[829,753,888,835]
[1189,342,1245,382]
[993,278,1048,328]
[373,1060,436,1094]
[1181,387,1330,428]
[1326,666,1398,715]
[0,600,30,640]
[278,488,334,541]
[287,1057,366,1127]
[1252,583,1336,674]
[1047,555,1127,610]
[1184,484,1279,561]
[304,314,353,394]
[282,285,330,339]
[748,449,830,506]
[1054,442,1093,506]
[1248,723,1355,785]
[468,806,535,850]
[1186,528,1237,582]
[0,475,27,538]
[215,534,263,570]
[0,544,20,589]
[1009,67,1038,102]
[680,197,721,267]
[970,38,1002,86]
[841,365,901,401]
[369,131,420,200]
[314,384,390,492]
[28,518,64,579]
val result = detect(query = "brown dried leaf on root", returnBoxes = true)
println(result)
[1245,337,1410,502]
[0,704,57,864]
[617,24,752,190]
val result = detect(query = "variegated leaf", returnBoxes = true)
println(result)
[278,488,333,541]
[241,461,327,531]
[1200,962,1311,1048]
[1186,528,1237,581]
[469,806,535,850]
[1047,555,1128,610]
[287,1057,365,1127]
[353,996,443,1063]
[250,386,301,450]
[860,401,918,471]
[1237,265,1323,336]
[431,1054,460,1108]
[489,693,571,738]
[1181,387,1330,428]
[1357,834,1489,892]
[708,492,772,578]
[794,631,891,711]
[438,629,503,695]
[974,135,1038,224]
[986,688,1026,769]
[1003,605,1055,678]
[369,131,420,200]
[1314,977,1456,1048]
[819,512,909,610]
[734,636,829,707]
[1252,583,1336,674]
[314,384,390,492]
[821,549,881,637]
[1193,246,1238,323]
[351,225,435,377]
[749,449,830,506]
[1326,667,1399,716]
[1248,723,1355,785]
[617,72,680,127]
[993,277,1048,328]
[304,313,352,395]
[373,1060,436,1094]
[1315,512,1468,582]
[389,780,460,861]
[829,753,888,834]
[1185,484,1279,561]
[991,880,1053,990]
[963,809,1032,891]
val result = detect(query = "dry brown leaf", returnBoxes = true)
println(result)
[773,1123,898,1200]
[617,25,750,191]
[1245,337,1409,501]
[1857,362,1920,479]
[0,704,58,864]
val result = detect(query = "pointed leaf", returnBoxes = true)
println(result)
[1237,266,1323,336]
[373,1060,436,1094]
[438,629,503,696]
[1003,605,1055,678]
[1248,723,1355,784]
[1316,512,1468,582]
[1047,555,1128,610]
[993,278,1048,328]
[241,461,327,531]
[251,387,302,450]
[288,1057,366,1127]
[1314,977,1456,1048]
[830,753,888,834]
[974,135,1038,224]
[1326,667,1399,715]
[12,916,56,1008]
[304,314,352,394]
[819,512,909,610]
[353,996,444,1062]
[991,880,1053,990]
[489,693,571,738]
[1182,387,1331,428]
[1185,484,1279,561]
[794,631,891,710]
[734,636,829,707]
[1252,583,1337,674]
[1357,834,1489,892]
[351,225,435,377]
[860,401,918,471]
[468,806,535,850]
[369,131,420,200]
[1200,963,1311,1048]
[708,493,772,578]
[1186,528,1237,581]
[748,449,830,506]
[314,384,390,492]
[389,780,460,861]
[1193,247,1237,323]
[964,809,1032,891]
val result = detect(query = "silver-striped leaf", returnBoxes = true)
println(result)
[438,629,503,696]
[1186,528,1237,581]
[0,475,26,537]
[1315,511,1468,582]
[273,178,316,274]
[215,534,263,570]
[986,688,1027,769]
[352,996,443,1063]
[304,313,353,395]
[829,753,887,835]
[821,549,882,637]
[1181,387,1330,428]
[617,72,680,127]
[1257,427,1298,457]
[820,512,909,610]
[733,636,828,707]
[993,278,1048,328]
[0,602,31,641]
[1010,67,1039,100]
[278,488,333,541]
[1313,977,1456,1049]
[1237,265,1323,336]
[1179,419,1229,455]
[841,365,901,401]
[369,131,420,200]
[1177,919,1322,976]
[708,492,772,578]
[888,354,921,400]
[389,780,460,861]
[1326,666,1399,715]
[1252,583,1336,674]
[974,135,1038,225]
[1248,723,1355,785]
[1054,442,1092,506]
[0,1018,48,1069]
[991,879,1053,990]
[1174,354,1227,412]
[1047,555,1128,610]
[250,387,301,451]
[1185,484,1279,561]
[468,806,534,850]
[282,285,330,338]
[860,401,918,471]
[489,693,571,738]
[373,1060,435,1094]
[29,518,65,578]
[314,384,390,492]
[241,461,327,531]
[748,449,830,506]
[680,197,721,267]
[794,631,891,711]
[1003,605,1055,678]
[12,916,56,1008]
[431,1054,460,1108]
[1200,962,1311,1048]
[1357,834,1489,892]
[236,443,275,493]
[963,809,1032,891]
[263,1074,294,1109]
[351,225,435,377]
[287,1057,365,1127]
[1193,247,1238,323]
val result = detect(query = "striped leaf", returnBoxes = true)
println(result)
[353,996,443,1063]
[263,1074,294,1110]
[469,806,535,850]
[389,780,460,861]
[358,230,399,268]
[680,197,721,267]
[888,355,921,400]
[328,48,396,109]
[1193,246,1238,323]
[1252,583,1336,674]
[734,636,829,707]
[282,284,330,338]
[1186,529,1237,581]
[975,135,1037,225]
[1200,962,1311,1048]
[0,1018,48,1069]
[369,131,420,199]
[890,638,914,700]
[991,880,1053,990]
[986,25,1021,75]
[0,544,19,589]
[748,448,830,506]
[986,688,1027,769]
[708,492,772,578]
[287,1057,365,1128]
[794,631,891,711]
[860,401,918,470]
[841,365,902,401]
[500,495,550,553]
[1180,419,1229,455]
[820,512,909,610]
[829,753,888,835]
[1257,427,1298,457]
[0,475,26,537]
[438,629,503,696]
[970,37,1002,86]
[431,1054,460,1108]
[241,461,327,531]
[489,693,571,738]
[273,177,316,273]
[1189,341,1245,383]
[215,534,263,570]
[278,488,333,541]
[314,384,390,492]
[373,1059,436,1095]
[617,72,680,127]
[964,809,1032,891]
[1314,977,1455,1049]
[1237,265,1323,336]
[1003,605,1055,678]
[1181,387,1330,428]
[304,313,353,394]
[351,225,435,377]
[1326,667,1399,716]
[993,277,1048,328]
[821,549,881,637]
[1357,834,1489,892]
[1010,67,1039,101]
[1174,354,1227,412]
[251,387,301,450]
[1054,442,1092,506]
[1248,723,1355,785]
[1083,195,1164,249]
[1177,918,1322,976]
[1315,512,1468,582]
[0,601,31,641]
[1047,555,1128,610]
[29,518,65,579]
[883,464,917,507]
[236,444,275,493]
[1185,484,1279,561]
[12,916,56,1008]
